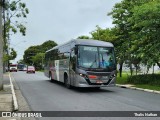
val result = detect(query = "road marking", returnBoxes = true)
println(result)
[9,73,18,111]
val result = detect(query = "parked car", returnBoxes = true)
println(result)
[26,66,35,73]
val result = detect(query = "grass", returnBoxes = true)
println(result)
[135,84,160,91]
[116,72,160,91]
[116,72,129,84]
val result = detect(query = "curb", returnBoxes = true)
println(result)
[116,84,160,94]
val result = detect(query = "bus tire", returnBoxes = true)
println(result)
[64,74,71,89]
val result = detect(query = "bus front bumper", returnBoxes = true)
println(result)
[75,77,116,88]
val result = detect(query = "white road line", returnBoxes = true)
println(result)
[9,73,18,111]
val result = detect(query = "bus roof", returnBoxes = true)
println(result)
[74,39,113,47]
[46,39,114,53]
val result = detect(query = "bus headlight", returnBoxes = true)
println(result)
[79,73,88,79]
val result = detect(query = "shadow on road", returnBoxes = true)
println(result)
[72,87,114,93]
[47,80,115,93]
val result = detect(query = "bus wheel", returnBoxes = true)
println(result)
[64,75,71,89]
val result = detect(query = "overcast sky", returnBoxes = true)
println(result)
[10,0,122,63]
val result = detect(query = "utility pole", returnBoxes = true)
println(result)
[0,0,4,90]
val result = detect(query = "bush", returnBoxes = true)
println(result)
[127,74,160,86]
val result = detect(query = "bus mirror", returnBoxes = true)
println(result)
[74,47,78,54]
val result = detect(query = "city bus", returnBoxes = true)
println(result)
[44,39,116,88]
[17,64,27,71]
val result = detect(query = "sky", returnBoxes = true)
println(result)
[10,0,122,63]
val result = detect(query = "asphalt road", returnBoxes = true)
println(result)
[11,71,160,120]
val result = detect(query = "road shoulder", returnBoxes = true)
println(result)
[8,73,36,120]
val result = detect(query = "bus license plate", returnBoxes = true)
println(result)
[96,80,103,83]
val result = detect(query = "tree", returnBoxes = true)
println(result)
[2,0,29,72]
[108,0,152,76]
[129,0,160,68]
[23,45,41,65]
[9,48,17,60]
[3,47,17,62]
[17,59,24,64]
[90,26,126,76]
[90,26,117,42]
[41,40,57,52]
[77,35,90,39]
[23,40,57,69]
[31,53,45,70]
[0,0,29,90]
[3,0,29,38]
[108,0,133,76]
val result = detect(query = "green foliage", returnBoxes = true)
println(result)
[116,73,129,84]
[3,53,9,62]
[17,59,25,64]
[23,45,41,65]
[71,0,160,76]
[127,74,160,86]
[3,48,17,62]
[9,48,17,60]
[31,53,45,70]
[107,0,160,76]
[77,35,90,39]
[129,0,160,68]
[107,1,135,75]
[4,0,29,35]
[90,25,117,43]
[2,0,29,56]
[23,40,57,69]
[32,53,44,63]
[41,40,57,52]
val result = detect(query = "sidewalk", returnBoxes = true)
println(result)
[0,73,36,120]
[0,73,13,111]
[0,73,18,120]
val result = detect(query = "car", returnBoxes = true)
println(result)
[26,66,35,73]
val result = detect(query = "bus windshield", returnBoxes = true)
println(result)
[78,46,116,69]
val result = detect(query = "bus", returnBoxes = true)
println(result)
[17,64,27,71]
[44,39,116,88]
[9,64,18,72]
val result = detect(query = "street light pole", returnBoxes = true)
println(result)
[0,0,4,90]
